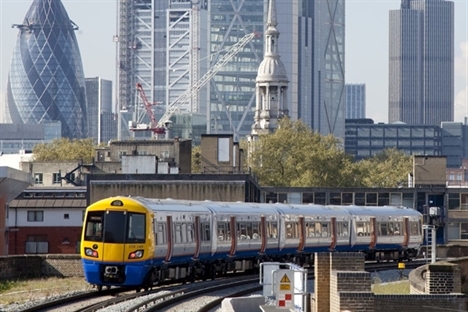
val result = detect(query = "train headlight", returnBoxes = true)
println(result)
[128,250,144,259]
[84,247,98,258]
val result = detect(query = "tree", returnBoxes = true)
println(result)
[33,138,95,163]
[248,118,357,187]
[357,148,413,187]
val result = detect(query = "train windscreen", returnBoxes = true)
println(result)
[84,210,146,243]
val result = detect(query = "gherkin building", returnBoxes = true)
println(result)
[6,0,87,139]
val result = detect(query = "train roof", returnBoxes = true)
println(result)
[339,205,422,217]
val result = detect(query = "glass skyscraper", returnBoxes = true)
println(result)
[117,0,346,141]
[6,0,87,139]
[345,84,366,119]
[389,0,454,125]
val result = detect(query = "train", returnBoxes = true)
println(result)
[80,196,423,290]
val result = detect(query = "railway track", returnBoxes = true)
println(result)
[16,260,427,312]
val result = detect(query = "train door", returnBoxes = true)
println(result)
[329,217,337,251]
[403,217,409,248]
[164,216,173,262]
[298,217,305,252]
[370,217,377,249]
[229,216,237,257]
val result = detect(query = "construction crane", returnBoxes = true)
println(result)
[129,31,260,137]
[131,82,166,135]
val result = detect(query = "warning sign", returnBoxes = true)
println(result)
[280,274,291,283]
[277,293,293,309]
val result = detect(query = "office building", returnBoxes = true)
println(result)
[345,119,442,160]
[0,123,61,154]
[346,84,366,119]
[389,0,454,125]
[6,0,87,139]
[85,78,117,144]
[117,0,345,142]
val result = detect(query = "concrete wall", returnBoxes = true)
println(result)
[413,156,447,186]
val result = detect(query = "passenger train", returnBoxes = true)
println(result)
[80,196,423,290]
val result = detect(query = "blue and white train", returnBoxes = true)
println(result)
[80,196,423,289]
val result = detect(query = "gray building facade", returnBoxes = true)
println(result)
[389,0,454,125]
[0,123,61,154]
[345,84,366,119]
[85,77,116,144]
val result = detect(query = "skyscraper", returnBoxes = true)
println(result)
[389,0,454,125]
[6,0,87,139]
[117,0,346,142]
[346,84,366,119]
[85,77,117,144]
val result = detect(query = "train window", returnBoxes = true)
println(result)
[285,222,299,239]
[320,223,329,237]
[84,212,104,242]
[356,222,370,236]
[187,223,194,243]
[380,223,388,236]
[305,222,315,237]
[252,223,260,240]
[127,213,145,243]
[410,222,420,235]
[201,222,210,241]
[337,222,348,237]
[175,224,183,243]
[314,223,322,237]
[393,222,402,235]
[267,222,278,239]
[217,222,230,241]
[157,223,166,244]
[238,223,248,239]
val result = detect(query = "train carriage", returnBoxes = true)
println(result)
[81,197,424,290]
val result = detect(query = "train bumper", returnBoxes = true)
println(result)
[81,259,150,287]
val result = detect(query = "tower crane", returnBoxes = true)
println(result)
[129,31,260,137]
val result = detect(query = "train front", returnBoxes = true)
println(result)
[80,197,154,288]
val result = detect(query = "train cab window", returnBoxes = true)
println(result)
[267,222,278,239]
[84,212,104,242]
[156,223,167,244]
[127,213,146,243]
[285,222,299,239]
[201,222,210,241]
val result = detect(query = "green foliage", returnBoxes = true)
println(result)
[0,280,16,292]
[357,148,413,187]
[247,119,413,188]
[248,118,356,187]
[191,145,201,173]
[32,138,95,163]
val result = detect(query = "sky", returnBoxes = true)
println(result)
[0,0,467,124]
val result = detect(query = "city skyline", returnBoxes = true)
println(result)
[1,0,467,128]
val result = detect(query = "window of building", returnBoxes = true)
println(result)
[217,137,230,162]
[53,173,61,184]
[302,193,314,204]
[64,214,70,219]
[330,193,341,205]
[366,193,377,205]
[315,193,326,205]
[34,173,43,184]
[25,235,48,254]
[27,211,44,222]
[461,223,468,240]
[342,193,353,205]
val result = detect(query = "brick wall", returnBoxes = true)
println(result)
[374,294,466,311]
[426,262,461,294]
[0,255,83,280]
[313,252,330,312]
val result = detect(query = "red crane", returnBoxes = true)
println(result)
[132,82,166,135]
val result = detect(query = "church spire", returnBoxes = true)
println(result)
[250,0,289,137]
